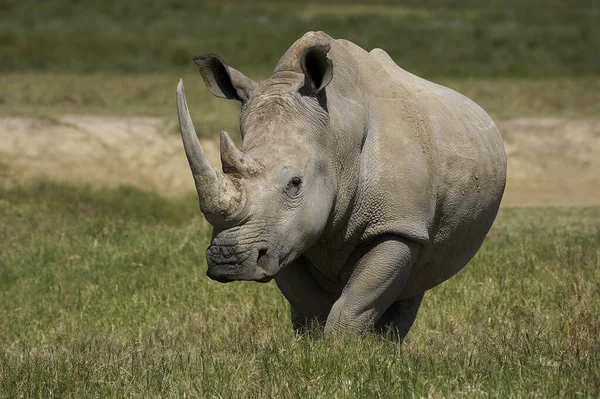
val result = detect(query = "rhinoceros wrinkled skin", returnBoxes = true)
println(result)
[177,31,506,340]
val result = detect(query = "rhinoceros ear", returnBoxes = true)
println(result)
[193,55,257,102]
[300,44,333,95]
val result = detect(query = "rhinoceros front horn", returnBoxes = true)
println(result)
[177,79,245,226]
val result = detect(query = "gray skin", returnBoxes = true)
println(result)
[177,31,506,341]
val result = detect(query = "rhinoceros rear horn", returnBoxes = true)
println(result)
[177,79,246,226]
[220,130,262,177]
[300,45,333,95]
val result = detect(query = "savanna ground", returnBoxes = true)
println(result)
[1,1,599,397]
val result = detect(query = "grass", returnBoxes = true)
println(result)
[1,182,599,397]
[1,1,599,396]
[1,74,599,138]
[1,1,598,127]
[1,0,599,78]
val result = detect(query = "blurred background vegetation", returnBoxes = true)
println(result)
[2,0,598,77]
[1,0,599,126]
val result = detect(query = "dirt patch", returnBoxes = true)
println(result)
[0,115,598,207]
[499,118,600,206]
[0,115,219,195]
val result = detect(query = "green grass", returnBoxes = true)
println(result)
[1,182,599,397]
[1,74,599,137]
[1,1,599,126]
[1,0,599,78]
[1,1,599,396]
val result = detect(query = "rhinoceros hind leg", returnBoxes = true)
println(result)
[375,293,424,342]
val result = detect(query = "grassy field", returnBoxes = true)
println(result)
[1,74,599,124]
[1,0,599,130]
[0,183,599,397]
[2,0,599,78]
[1,0,600,397]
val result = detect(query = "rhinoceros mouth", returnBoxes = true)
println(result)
[206,245,280,283]
[206,265,273,283]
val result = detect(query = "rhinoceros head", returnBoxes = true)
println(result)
[178,39,336,283]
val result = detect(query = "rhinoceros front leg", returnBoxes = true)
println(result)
[324,235,420,337]
[374,293,424,342]
[275,257,337,334]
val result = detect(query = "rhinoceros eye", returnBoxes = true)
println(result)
[285,176,303,198]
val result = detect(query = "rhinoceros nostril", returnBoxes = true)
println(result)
[257,248,268,264]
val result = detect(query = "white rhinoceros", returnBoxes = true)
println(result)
[176,31,506,340]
